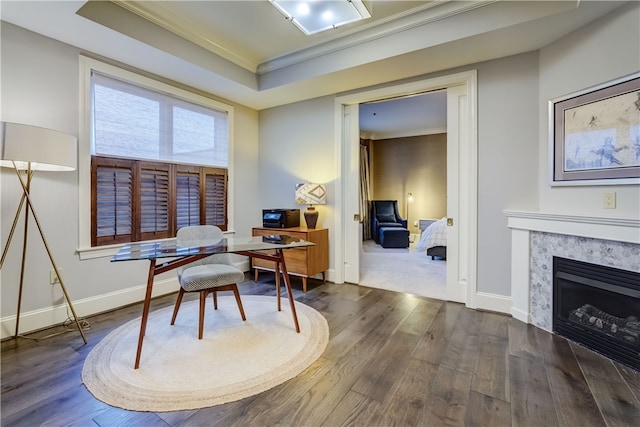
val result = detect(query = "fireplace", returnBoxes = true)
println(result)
[553,257,640,370]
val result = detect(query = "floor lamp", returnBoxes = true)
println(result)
[406,192,414,242]
[0,122,87,344]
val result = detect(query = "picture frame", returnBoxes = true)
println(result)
[549,72,640,186]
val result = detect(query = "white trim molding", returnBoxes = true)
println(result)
[504,210,640,325]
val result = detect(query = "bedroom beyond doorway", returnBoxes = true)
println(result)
[359,239,446,300]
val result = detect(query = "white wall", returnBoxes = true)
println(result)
[538,2,640,217]
[258,96,336,279]
[0,23,260,336]
[475,52,540,296]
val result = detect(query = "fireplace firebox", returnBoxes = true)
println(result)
[553,257,640,370]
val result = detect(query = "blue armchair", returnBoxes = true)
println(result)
[370,200,408,243]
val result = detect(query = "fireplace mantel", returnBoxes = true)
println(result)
[504,210,640,327]
[504,210,640,244]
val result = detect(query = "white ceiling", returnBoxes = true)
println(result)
[0,1,628,136]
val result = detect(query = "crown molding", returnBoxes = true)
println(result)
[258,1,496,74]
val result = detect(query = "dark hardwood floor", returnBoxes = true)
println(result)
[2,275,639,426]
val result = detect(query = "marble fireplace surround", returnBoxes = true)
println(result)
[505,210,640,332]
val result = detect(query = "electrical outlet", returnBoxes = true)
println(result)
[49,269,62,285]
[603,192,616,209]
[413,220,418,227]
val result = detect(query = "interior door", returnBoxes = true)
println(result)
[446,84,467,303]
[343,104,361,284]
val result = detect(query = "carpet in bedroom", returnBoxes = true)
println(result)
[359,239,446,300]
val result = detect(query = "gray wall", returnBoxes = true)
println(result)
[0,23,260,326]
[538,2,640,215]
[476,52,540,296]
[2,2,638,331]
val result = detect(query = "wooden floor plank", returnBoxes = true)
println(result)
[534,330,607,427]
[320,390,380,427]
[2,279,638,427]
[616,362,640,403]
[412,301,463,365]
[370,356,438,426]
[471,332,510,402]
[509,354,560,427]
[351,330,422,402]
[570,343,640,427]
[464,390,512,427]
[282,307,413,426]
[419,365,474,426]
[219,356,336,426]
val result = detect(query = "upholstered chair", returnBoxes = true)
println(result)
[370,200,408,243]
[170,225,246,339]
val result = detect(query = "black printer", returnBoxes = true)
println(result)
[262,209,300,228]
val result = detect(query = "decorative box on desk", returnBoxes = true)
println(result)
[252,227,328,292]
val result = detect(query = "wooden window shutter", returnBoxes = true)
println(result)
[203,167,228,230]
[176,165,201,230]
[138,162,172,241]
[92,156,136,246]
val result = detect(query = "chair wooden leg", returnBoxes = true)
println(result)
[231,284,247,321]
[170,288,185,325]
[213,290,218,310]
[199,291,207,339]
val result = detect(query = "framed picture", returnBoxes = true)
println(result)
[549,72,640,185]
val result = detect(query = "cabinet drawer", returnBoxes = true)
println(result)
[253,247,307,275]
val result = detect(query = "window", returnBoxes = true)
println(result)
[88,67,231,247]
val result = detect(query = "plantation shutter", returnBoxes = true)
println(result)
[204,168,227,230]
[139,162,171,240]
[89,66,231,247]
[92,157,135,246]
[176,166,201,230]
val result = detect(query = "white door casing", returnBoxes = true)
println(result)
[343,104,361,284]
[446,84,466,303]
[334,70,477,307]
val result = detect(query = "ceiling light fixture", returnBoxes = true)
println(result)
[270,0,371,35]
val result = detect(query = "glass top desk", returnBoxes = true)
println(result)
[112,235,315,369]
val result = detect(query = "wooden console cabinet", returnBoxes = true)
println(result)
[251,227,328,292]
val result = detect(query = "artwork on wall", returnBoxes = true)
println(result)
[549,72,640,185]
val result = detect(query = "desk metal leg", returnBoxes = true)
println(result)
[134,259,156,369]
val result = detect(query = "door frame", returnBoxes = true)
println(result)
[333,70,478,307]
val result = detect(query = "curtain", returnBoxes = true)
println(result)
[359,144,372,240]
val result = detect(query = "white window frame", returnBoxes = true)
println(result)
[77,56,235,259]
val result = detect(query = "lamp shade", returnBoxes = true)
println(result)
[1,122,77,171]
[295,183,326,205]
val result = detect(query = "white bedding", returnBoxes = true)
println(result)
[416,217,447,251]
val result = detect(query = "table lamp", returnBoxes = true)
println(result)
[0,121,87,343]
[295,183,326,229]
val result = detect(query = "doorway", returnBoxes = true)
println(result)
[333,71,478,308]
[359,93,447,299]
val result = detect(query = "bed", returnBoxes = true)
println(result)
[415,217,447,260]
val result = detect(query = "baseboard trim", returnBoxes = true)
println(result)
[474,291,512,315]
[511,307,530,324]
[1,278,180,340]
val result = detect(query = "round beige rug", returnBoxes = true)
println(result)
[82,295,329,412]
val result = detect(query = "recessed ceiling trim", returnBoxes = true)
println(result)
[111,0,259,72]
[258,0,496,74]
